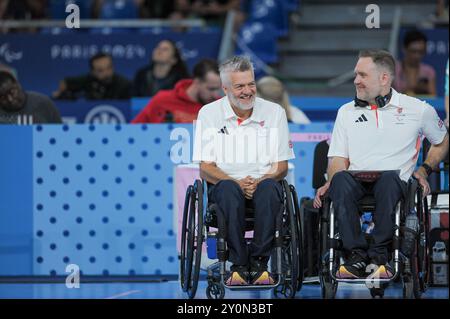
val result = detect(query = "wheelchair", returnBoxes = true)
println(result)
[318,171,430,299]
[180,179,304,299]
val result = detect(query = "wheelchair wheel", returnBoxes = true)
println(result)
[370,287,385,298]
[416,190,430,294]
[273,282,294,299]
[403,185,430,299]
[180,180,204,299]
[318,199,338,299]
[180,185,193,293]
[206,282,225,300]
[280,180,300,297]
[290,184,305,292]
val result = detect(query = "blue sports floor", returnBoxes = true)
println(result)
[0,280,447,299]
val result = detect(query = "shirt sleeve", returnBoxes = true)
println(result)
[420,103,447,145]
[327,107,349,158]
[192,109,216,163]
[275,108,295,162]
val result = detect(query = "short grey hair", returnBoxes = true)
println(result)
[219,55,254,87]
[358,49,396,79]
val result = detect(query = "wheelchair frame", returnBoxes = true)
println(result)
[318,176,430,299]
[180,179,304,299]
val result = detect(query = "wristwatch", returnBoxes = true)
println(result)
[421,163,433,176]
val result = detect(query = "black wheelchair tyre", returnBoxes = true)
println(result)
[403,183,429,299]
[206,282,225,299]
[318,199,338,299]
[180,180,204,299]
[281,180,300,297]
[180,185,193,292]
[290,184,305,292]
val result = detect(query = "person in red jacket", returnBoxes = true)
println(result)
[131,59,221,123]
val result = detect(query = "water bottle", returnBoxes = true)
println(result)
[206,231,218,259]
[401,209,418,257]
[432,241,448,285]
[361,212,374,234]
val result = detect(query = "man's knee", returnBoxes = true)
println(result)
[375,171,404,195]
[255,178,281,198]
[213,179,242,199]
[378,171,401,183]
[329,171,356,195]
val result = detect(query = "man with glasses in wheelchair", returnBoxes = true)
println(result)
[192,56,294,286]
[313,49,449,281]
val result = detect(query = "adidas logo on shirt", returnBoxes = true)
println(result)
[355,114,368,123]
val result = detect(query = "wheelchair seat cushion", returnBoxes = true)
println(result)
[348,170,400,183]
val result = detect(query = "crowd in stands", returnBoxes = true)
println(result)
[0,0,247,33]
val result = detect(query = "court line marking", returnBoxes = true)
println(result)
[105,290,142,299]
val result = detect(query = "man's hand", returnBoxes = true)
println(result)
[413,169,431,198]
[313,182,330,209]
[237,176,259,199]
[236,176,253,198]
[243,177,259,199]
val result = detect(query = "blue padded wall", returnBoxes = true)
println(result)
[32,124,191,276]
[0,126,33,275]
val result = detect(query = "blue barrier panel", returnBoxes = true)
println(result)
[56,100,131,124]
[0,31,222,96]
[0,126,33,275]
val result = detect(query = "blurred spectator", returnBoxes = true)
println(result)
[394,29,437,96]
[0,0,27,22]
[257,76,310,124]
[53,53,131,100]
[437,0,449,20]
[191,0,241,26]
[0,0,48,33]
[91,0,143,19]
[139,0,175,18]
[25,0,48,19]
[133,39,189,97]
[428,0,449,27]
[0,70,62,124]
[132,58,220,123]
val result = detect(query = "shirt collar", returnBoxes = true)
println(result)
[362,88,400,110]
[387,88,400,108]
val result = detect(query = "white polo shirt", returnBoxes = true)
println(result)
[328,89,447,182]
[193,96,295,180]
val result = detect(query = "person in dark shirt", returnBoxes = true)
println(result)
[53,53,132,100]
[0,71,62,124]
[133,39,189,97]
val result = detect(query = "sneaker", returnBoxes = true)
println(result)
[336,252,368,279]
[225,265,249,286]
[366,263,394,280]
[251,271,275,285]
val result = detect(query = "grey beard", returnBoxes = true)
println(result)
[228,93,254,110]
